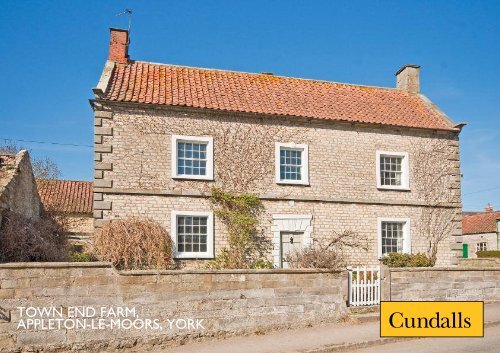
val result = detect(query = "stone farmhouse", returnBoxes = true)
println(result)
[462,205,500,258]
[90,28,464,268]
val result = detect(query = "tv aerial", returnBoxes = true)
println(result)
[115,9,133,32]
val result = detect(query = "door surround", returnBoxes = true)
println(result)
[271,214,313,267]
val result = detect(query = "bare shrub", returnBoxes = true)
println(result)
[287,230,368,270]
[0,211,68,262]
[287,247,345,270]
[93,218,174,270]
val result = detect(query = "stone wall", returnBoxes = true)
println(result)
[459,258,500,268]
[381,266,500,301]
[63,215,94,247]
[64,215,94,235]
[0,150,41,223]
[0,263,347,352]
[95,107,461,203]
[93,105,463,266]
[104,195,456,267]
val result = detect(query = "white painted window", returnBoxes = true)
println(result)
[171,135,213,180]
[477,242,487,251]
[378,218,411,258]
[275,142,309,185]
[376,151,409,190]
[171,211,214,259]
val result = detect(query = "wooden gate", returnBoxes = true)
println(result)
[348,266,380,307]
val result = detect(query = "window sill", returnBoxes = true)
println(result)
[174,254,214,260]
[377,186,411,192]
[172,175,214,181]
[276,180,310,186]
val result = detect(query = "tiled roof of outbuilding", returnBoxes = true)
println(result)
[462,211,500,235]
[37,179,93,214]
[100,61,457,131]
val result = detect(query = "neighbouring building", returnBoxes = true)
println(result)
[0,150,41,226]
[462,204,500,258]
[90,28,464,267]
[37,179,94,246]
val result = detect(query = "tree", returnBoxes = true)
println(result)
[413,138,459,265]
[31,157,61,180]
[0,141,61,179]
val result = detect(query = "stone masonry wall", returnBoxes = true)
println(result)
[95,107,461,203]
[381,266,500,301]
[64,215,94,236]
[93,105,463,265]
[0,263,346,352]
[459,258,500,268]
[103,195,456,267]
[63,215,94,248]
[0,150,41,223]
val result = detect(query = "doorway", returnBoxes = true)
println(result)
[280,231,304,268]
[271,214,312,268]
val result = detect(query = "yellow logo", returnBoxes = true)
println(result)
[380,301,484,337]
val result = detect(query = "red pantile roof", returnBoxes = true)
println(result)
[37,180,93,214]
[462,211,500,235]
[101,61,456,131]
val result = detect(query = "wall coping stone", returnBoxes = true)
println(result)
[388,267,500,272]
[0,262,343,275]
[0,262,112,269]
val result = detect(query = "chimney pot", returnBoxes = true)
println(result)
[485,203,494,212]
[108,28,129,63]
[395,64,420,93]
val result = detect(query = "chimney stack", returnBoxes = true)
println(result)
[395,65,420,93]
[108,28,129,63]
[485,203,494,212]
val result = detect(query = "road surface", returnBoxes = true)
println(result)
[345,325,500,353]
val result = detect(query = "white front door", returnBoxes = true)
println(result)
[280,232,304,268]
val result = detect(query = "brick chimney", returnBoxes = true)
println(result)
[395,65,420,93]
[485,203,494,212]
[108,28,129,63]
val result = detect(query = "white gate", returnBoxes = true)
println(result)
[348,266,380,307]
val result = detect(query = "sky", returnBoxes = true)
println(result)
[0,0,498,211]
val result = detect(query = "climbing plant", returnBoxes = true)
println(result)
[206,187,272,269]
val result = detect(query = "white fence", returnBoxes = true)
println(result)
[348,266,381,307]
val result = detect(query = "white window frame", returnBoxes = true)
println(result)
[171,210,214,259]
[477,242,487,252]
[171,135,214,180]
[275,142,309,185]
[376,151,410,190]
[377,217,411,258]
